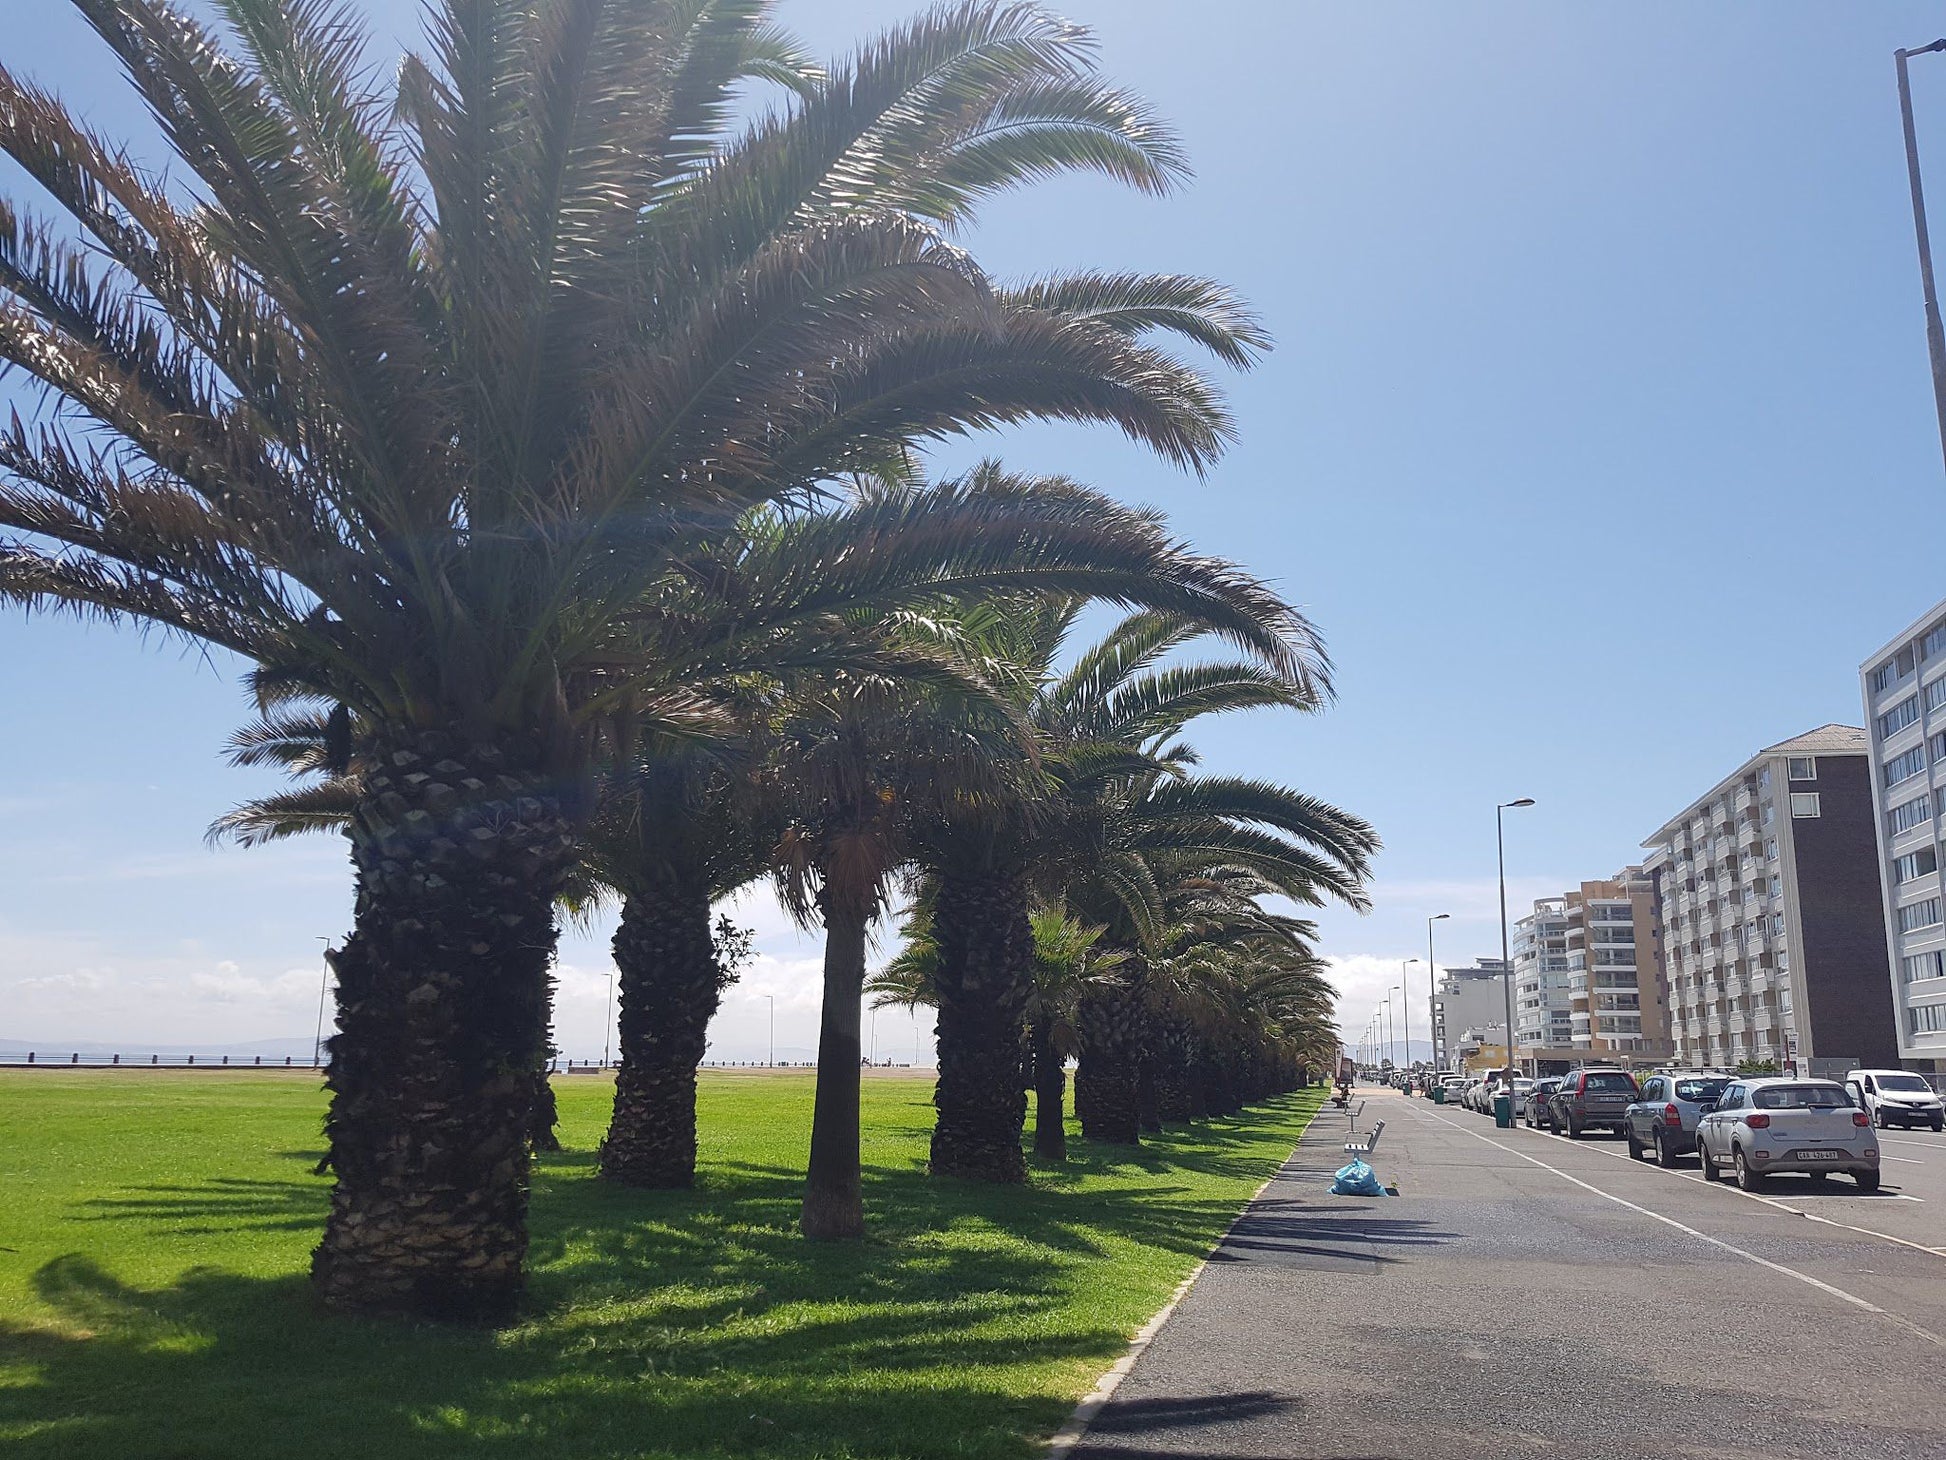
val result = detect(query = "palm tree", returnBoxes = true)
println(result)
[870,899,1124,1163]
[0,1,1273,1316]
[581,731,774,1188]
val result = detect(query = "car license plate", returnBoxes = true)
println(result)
[1793,1149,1842,1160]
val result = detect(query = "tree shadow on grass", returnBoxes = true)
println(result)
[0,1095,1321,1460]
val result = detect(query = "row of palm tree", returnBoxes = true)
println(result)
[0,0,1369,1324]
[869,605,1366,1162]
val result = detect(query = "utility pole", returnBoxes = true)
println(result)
[1897,41,1946,476]
[1498,799,1536,1077]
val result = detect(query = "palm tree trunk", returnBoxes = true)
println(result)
[530,1069,562,1153]
[1075,980,1143,1145]
[311,733,575,1324]
[1136,1057,1162,1134]
[929,870,1031,1183]
[1030,1014,1067,1161]
[599,877,724,1188]
[802,893,869,1240]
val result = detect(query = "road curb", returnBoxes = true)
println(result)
[1044,1110,1322,1459]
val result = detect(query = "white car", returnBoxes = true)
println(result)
[1845,1069,1945,1132]
[1697,1077,1879,1193]
[1508,1077,1536,1117]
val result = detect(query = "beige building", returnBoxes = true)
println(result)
[1514,869,1670,1068]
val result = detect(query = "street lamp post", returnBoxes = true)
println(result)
[1399,962,1419,1078]
[1897,40,1946,477]
[1383,995,1395,1071]
[764,994,775,1068]
[1498,798,1536,1078]
[1427,914,1450,1070]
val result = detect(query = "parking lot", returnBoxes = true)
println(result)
[1069,1085,1946,1460]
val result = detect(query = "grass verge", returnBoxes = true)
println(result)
[0,1069,1322,1459]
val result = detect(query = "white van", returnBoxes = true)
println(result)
[1844,1069,1945,1132]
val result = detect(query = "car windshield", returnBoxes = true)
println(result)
[1673,1078,1730,1103]
[1583,1073,1636,1092]
[1877,1075,1934,1093]
[1752,1084,1854,1110]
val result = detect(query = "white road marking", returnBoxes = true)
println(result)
[1411,1103,1946,1347]
[1882,1154,1927,1165]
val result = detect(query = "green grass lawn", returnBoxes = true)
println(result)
[0,1069,1321,1460]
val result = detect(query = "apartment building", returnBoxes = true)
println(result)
[1561,869,1670,1059]
[1642,726,1899,1073]
[1512,899,1572,1049]
[1513,872,1671,1062]
[1861,603,1946,1071]
[1432,959,1508,1069]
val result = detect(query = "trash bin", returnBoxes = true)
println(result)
[1431,1084,1446,1105]
[1493,1091,1514,1128]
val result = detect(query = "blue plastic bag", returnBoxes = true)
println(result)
[1331,1158,1386,1197]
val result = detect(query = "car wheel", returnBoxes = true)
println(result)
[1734,1147,1764,1192]
[1874,1108,1888,1129]
[1700,1139,1721,1181]
[1655,1131,1680,1169]
[1567,1116,1583,1140]
[1932,1117,1943,1134]
[1856,1169,1882,1194]
[1625,1127,1645,1160]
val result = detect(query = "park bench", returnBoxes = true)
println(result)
[1343,1119,1385,1158]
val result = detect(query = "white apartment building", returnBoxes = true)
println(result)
[1432,960,1508,1069]
[1511,899,1572,1048]
[1861,603,1946,1071]
[1644,726,1899,1073]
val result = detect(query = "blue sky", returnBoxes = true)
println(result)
[4,2,1945,1059]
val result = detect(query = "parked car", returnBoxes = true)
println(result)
[1470,1074,1504,1114]
[1624,1072,1731,1166]
[1508,1077,1536,1118]
[1546,1067,1640,1138]
[1844,1069,1945,1132]
[1524,1077,1564,1128]
[1457,1077,1485,1112]
[1697,1077,1879,1192]
[1438,1075,1468,1102]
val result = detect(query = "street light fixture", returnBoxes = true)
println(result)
[1498,798,1536,1078]
[1896,40,1946,477]
[1427,914,1450,1070]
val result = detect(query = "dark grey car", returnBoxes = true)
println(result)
[1624,1072,1730,1166]
[1546,1067,1640,1138]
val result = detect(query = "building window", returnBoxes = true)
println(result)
[1927,622,1946,661]
[1762,801,1776,825]
[1896,847,1940,884]
[1772,911,1786,936]
[1765,836,1778,862]
[1887,744,1929,788]
[1875,650,1915,693]
[1903,951,1946,985]
[1934,731,1946,764]
[1770,874,1782,899]
[1789,793,1820,818]
[1910,1003,1946,1037]
[1899,898,1944,934]
[1758,767,1772,791]
[1878,700,1919,740]
[1891,795,1934,836]
[1929,676,1946,713]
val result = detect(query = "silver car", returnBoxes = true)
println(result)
[1624,1072,1731,1166]
[1524,1077,1564,1128]
[1696,1077,1880,1193]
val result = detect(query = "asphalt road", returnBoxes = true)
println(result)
[1069,1086,1946,1460]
